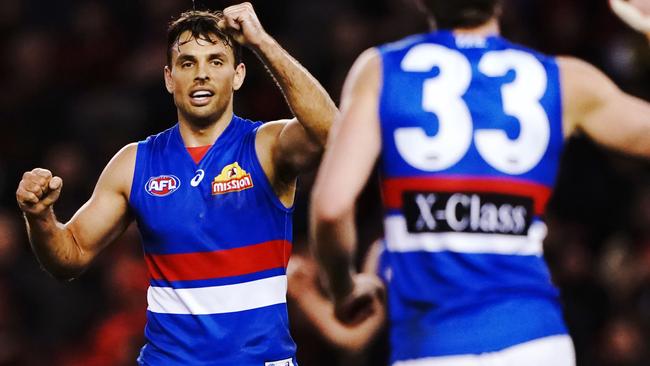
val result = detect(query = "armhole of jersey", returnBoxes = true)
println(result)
[552,56,566,141]
[376,241,389,284]
[249,125,295,214]
[128,140,146,208]
[376,46,389,168]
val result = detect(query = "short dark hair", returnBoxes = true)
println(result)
[167,10,242,68]
[421,0,501,29]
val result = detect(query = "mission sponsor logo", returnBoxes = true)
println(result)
[212,162,254,195]
[403,191,533,235]
[145,175,180,197]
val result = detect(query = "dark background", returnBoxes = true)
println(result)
[0,0,649,365]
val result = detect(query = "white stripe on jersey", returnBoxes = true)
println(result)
[384,215,546,256]
[147,275,287,315]
[392,335,575,366]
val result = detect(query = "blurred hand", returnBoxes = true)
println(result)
[611,0,650,37]
[16,168,63,219]
[629,0,650,14]
[333,273,385,326]
[218,2,270,48]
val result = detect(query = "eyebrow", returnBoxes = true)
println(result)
[176,54,197,64]
[175,52,229,64]
[207,52,229,60]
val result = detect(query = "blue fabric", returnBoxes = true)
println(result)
[378,31,563,185]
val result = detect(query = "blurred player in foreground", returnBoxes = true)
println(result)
[16,3,337,365]
[311,0,650,365]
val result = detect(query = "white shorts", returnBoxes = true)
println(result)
[393,335,576,366]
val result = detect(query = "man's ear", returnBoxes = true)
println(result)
[233,63,246,91]
[164,66,174,94]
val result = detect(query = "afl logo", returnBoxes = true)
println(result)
[145,175,180,197]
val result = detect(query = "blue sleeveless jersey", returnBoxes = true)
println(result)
[129,115,297,366]
[377,31,566,362]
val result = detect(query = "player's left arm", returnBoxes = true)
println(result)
[219,3,337,181]
[560,56,650,157]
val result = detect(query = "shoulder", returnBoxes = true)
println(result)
[557,56,622,134]
[113,143,138,164]
[255,119,292,144]
[98,143,138,196]
[253,119,292,170]
[342,48,382,101]
[353,48,382,72]
[557,56,604,82]
[557,56,620,105]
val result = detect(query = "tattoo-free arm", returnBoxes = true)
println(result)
[560,57,650,157]
[24,144,136,280]
[310,48,382,302]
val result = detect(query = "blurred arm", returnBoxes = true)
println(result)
[560,56,650,157]
[610,0,650,42]
[287,253,386,352]
[310,48,382,302]
[23,144,136,280]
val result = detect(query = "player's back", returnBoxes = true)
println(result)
[377,30,567,362]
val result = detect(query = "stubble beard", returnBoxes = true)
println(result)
[177,99,227,129]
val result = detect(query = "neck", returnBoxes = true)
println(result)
[178,104,234,147]
[452,18,500,37]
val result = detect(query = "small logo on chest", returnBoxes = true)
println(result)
[190,169,205,187]
[212,162,254,195]
[145,175,180,196]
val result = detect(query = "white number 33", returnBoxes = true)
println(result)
[395,44,550,175]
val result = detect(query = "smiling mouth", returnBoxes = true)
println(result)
[190,90,214,105]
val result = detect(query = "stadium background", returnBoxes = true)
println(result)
[0,0,649,365]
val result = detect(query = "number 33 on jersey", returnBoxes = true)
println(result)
[379,31,564,250]
[382,32,563,182]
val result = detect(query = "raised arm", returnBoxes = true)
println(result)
[16,144,136,280]
[560,56,650,157]
[610,0,650,42]
[219,3,338,181]
[310,48,384,323]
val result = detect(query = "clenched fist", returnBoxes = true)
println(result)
[218,2,270,48]
[16,168,63,218]
[333,273,385,326]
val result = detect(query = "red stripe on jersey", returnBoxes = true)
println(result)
[382,176,552,215]
[145,240,292,281]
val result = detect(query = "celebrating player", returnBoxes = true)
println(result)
[16,3,336,365]
[311,0,650,365]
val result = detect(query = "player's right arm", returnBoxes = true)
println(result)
[560,56,650,157]
[16,144,137,280]
[310,48,385,324]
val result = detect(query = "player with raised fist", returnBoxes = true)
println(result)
[17,3,337,365]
